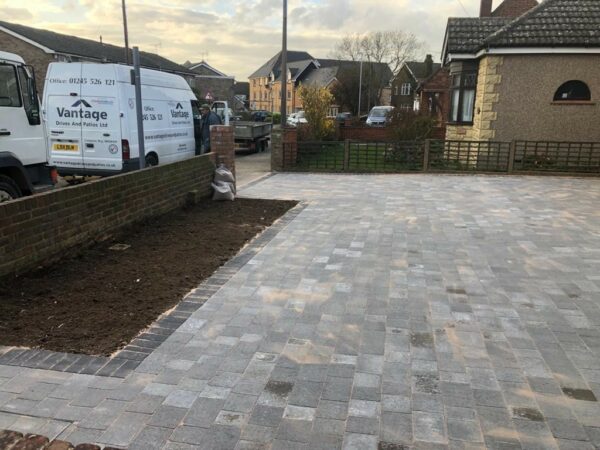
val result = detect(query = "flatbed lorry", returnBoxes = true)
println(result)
[212,101,272,152]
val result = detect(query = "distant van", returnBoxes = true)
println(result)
[44,62,198,176]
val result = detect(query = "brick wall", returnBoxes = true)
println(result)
[0,31,53,96]
[0,155,216,278]
[337,124,390,141]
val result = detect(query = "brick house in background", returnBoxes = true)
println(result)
[183,60,235,107]
[248,51,392,115]
[442,0,600,142]
[391,55,441,111]
[416,67,450,139]
[0,21,195,95]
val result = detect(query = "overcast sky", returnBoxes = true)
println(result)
[1,0,487,80]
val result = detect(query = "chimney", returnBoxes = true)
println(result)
[480,0,493,16]
[425,54,434,77]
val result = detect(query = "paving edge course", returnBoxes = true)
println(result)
[0,201,307,379]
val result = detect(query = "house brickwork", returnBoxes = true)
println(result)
[446,56,503,141]
[0,30,53,95]
[418,67,450,139]
[194,78,235,106]
[492,0,538,18]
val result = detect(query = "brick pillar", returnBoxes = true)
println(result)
[283,127,298,170]
[271,126,298,171]
[271,126,283,171]
[210,125,235,178]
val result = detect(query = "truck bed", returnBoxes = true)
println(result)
[234,121,272,140]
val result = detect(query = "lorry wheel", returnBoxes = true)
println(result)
[145,154,158,167]
[0,175,22,203]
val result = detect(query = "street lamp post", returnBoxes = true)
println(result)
[122,0,130,64]
[280,0,287,127]
[358,59,363,116]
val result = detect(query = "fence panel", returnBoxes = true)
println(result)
[514,141,600,173]
[294,141,345,171]
[348,141,424,172]
[282,138,600,175]
[428,140,511,172]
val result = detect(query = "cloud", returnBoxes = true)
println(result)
[0,7,33,21]
[1,0,485,79]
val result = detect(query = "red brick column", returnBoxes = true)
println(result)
[210,125,236,179]
[282,127,298,169]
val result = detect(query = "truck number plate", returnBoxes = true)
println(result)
[53,143,79,152]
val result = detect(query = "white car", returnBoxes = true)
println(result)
[366,106,395,127]
[287,110,307,127]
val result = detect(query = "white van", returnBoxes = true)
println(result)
[44,62,199,176]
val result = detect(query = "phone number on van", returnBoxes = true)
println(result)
[47,78,116,86]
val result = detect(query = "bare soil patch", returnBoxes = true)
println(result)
[0,198,296,355]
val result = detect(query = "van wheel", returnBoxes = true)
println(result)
[0,175,22,203]
[145,154,158,167]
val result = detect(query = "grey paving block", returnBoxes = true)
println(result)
[129,425,173,450]
[248,405,284,428]
[342,432,378,450]
[149,405,188,429]
[276,418,312,443]
[169,425,209,445]
[380,411,412,444]
[345,416,379,435]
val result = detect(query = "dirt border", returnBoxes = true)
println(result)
[0,202,307,379]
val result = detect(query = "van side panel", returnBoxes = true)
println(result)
[80,64,122,171]
[122,82,195,165]
[45,62,196,175]
[45,63,84,171]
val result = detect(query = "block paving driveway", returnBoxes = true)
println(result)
[1,173,600,449]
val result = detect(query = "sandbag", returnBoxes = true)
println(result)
[212,181,235,201]
[214,164,235,184]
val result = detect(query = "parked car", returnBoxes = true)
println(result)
[251,110,269,122]
[287,110,308,127]
[366,106,395,127]
[335,112,352,122]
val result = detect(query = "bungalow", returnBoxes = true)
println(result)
[0,21,195,95]
[442,0,600,142]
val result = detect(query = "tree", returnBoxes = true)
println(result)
[297,85,334,140]
[331,30,423,113]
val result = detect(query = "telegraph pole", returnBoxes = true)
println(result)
[280,0,287,127]
[132,47,145,169]
[358,59,363,116]
[122,0,130,64]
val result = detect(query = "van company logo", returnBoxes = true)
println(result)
[57,98,107,122]
[170,102,189,119]
[71,99,92,108]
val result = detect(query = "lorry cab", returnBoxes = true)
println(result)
[0,51,54,201]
